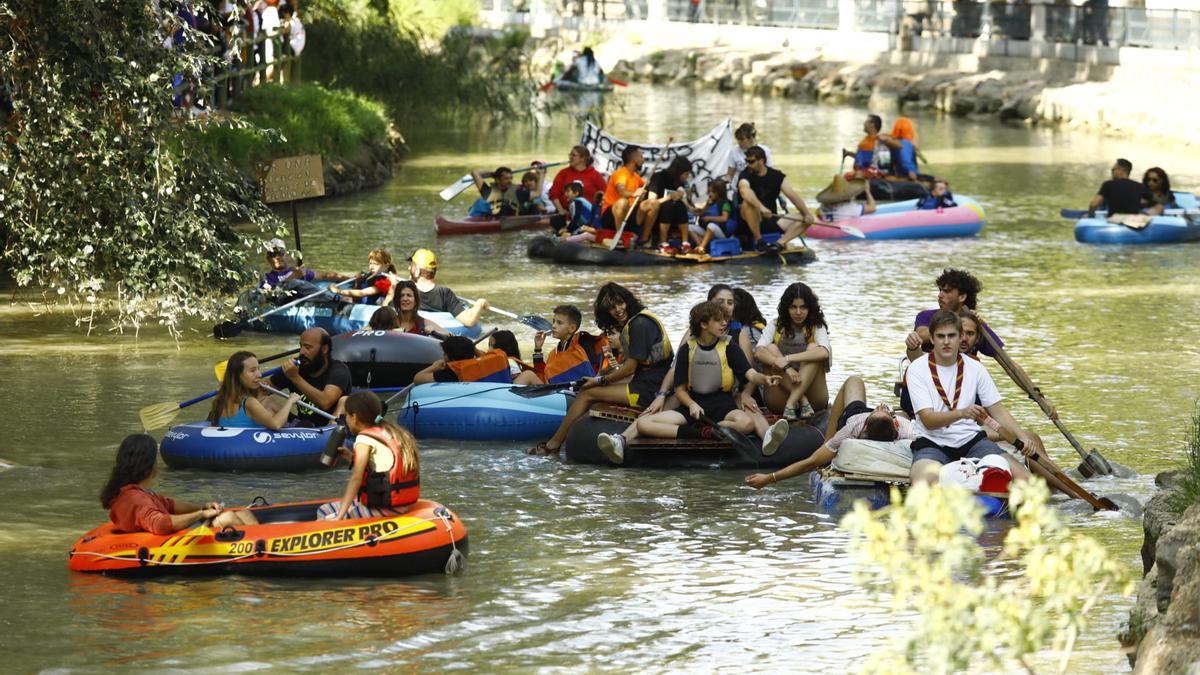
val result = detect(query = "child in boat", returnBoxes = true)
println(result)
[489,330,543,385]
[208,351,299,429]
[319,391,420,520]
[688,178,734,255]
[329,248,395,305]
[516,165,553,216]
[549,180,596,242]
[917,179,956,210]
[414,335,515,384]
[102,434,257,534]
[754,282,832,422]
[532,304,610,384]
[596,300,789,464]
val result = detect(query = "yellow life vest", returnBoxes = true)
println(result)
[686,336,735,394]
[619,309,673,367]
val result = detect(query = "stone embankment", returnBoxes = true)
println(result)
[321,128,407,198]
[1120,470,1200,673]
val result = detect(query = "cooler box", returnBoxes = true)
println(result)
[709,238,742,257]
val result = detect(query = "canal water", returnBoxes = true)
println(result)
[2,84,1198,671]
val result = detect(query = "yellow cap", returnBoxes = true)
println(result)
[409,248,438,270]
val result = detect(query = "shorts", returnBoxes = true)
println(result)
[656,200,689,227]
[600,207,617,229]
[675,391,738,423]
[911,432,1004,465]
[626,378,660,409]
[837,400,871,431]
[759,216,782,234]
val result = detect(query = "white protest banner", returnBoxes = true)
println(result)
[580,119,734,202]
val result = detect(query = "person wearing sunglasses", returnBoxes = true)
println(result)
[736,145,818,253]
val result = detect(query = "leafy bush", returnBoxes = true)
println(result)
[1171,400,1200,512]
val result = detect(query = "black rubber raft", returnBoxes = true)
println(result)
[527,236,818,267]
[564,415,825,469]
[331,330,444,389]
[869,179,928,202]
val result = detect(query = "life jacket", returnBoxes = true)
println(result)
[774,324,816,357]
[486,184,520,216]
[544,331,609,384]
[567,197,594,232]
[854,134,879,170]
[353,273,389,305]
[620,310,673,368]
[447,348,512,383]
[355,427,419,510]
[686,336,735,394]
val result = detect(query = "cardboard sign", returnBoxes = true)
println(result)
[258,154,325,204]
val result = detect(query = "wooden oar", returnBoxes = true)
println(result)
[781,213,865,239]
[214,348,299,382]
[213,278,355,339]
[438,161,566,201]
[991,422,1119,511]
[139,366,284,430]
[609,136,674,250]
[974,315,1121,478]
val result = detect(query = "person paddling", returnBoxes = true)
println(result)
[268,327,352,427]
[328,248,394,305]
[259,238,346,302]
[208,351,300,429]
[842,114,885,179]
[318,391,420,520]
[469,165,520,217]
[1087,158,1160,217]
[404,248,488,328]
[737,146,817,253]
[600,145,646,235]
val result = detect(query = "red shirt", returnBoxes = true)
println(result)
[549,166,608,209]
[108,485,178,535]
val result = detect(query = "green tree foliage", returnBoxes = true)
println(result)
[0,1,278,332]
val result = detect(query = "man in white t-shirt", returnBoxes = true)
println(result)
[905,310,1043,485]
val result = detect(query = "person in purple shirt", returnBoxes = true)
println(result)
[259,238,346,302]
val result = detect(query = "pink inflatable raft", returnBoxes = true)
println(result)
[806,196,985,240]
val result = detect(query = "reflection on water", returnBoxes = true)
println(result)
[3,84,1198,671]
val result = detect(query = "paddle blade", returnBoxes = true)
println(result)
[607,77,628,87]
[1077,450,1114,478]
[214,360,228,382]
[512,381,577,398]
[139,402,182,431]
[517,314,553,332]
[212,320,244,339]
[320,424,347,467]
[439,174,475,201]
[839,224,867,239]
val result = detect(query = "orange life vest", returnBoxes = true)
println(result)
[544,332,609,384]
[447,348,512,383]
[355,427,420,510]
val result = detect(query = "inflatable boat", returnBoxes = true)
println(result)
[806,196,986,240]
[160,422,339,472]
[809,439,1009,518]
[396,383,569,440]
[434,214,546,236]
[527,236,817,267]
[563,405,826,469]
[868,179,928,202]
[68,499,467,578]
[553,79,615,92]
[1072,192,1200,244]
[332,329,444,388]
[236,286,480,338]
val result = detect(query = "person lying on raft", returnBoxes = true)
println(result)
[269,327,353,427]
[385,280,447,336]
[397,248,488,328]
[208,351,300,429]
[916,179,956,210]
[689,178,734,255]
[259,238,346,301]
[532,304,611,384]
[549,180,597,243]
[599,145,646,237]
[469,165,520,217]
[318,391,420,520]
[816,174,876,222]
[906,310,1042,486]
[596,300,791,464]
[738,145,819,253]
[745,375,917,489]
[527,283,673,455]
[754,282,831,422]
[490,330,543,385]
[1087,158,1161,218]
[102,434,258,534]
[328,248,394,305]
[414,335,539,385]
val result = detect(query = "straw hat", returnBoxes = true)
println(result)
[816,174,866,205]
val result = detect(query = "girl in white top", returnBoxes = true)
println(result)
[754,282,832,421]
[726,122,774,179]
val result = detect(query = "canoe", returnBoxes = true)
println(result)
[563,405,826,469]
[333,329,444,388]
[160,422,340,472]
[235,287,481,338]
[527,235,818,267]
[807,196,985,240]
[68,499,468,578]
[435,214,548,236]
[1073,192,1200,244]
[396,382,569,441]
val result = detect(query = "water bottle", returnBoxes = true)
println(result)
[600,343,616,376]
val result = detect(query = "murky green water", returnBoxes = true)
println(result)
[3,84,1198,671]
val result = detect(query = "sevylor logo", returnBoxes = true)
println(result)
[253,431,320,444]
[164,430,189,440]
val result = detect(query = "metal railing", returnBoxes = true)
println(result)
[203,29,301,110]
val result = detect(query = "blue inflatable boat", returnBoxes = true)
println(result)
[236,285,482,338]
[160,422,339,472]
[395,383,569,441]
[1074,192,1200,245]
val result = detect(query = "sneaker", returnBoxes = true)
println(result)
[755,239,772,253]
[680,241,693,253]
[597,433,626,465]
[765,241,784,253]
[657,243,677,255]
[762,419,790,457]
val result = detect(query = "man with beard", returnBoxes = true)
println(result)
[269,327,353,427]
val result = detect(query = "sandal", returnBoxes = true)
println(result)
[783,406,799,422]
[525,442,560,456]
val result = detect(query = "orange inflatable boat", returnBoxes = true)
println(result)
[68,499,468,578]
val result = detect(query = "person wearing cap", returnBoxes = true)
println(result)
[259,238,346,302]
[816,175,876,222]
[404,248,489,328]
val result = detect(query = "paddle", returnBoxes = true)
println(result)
[974,314,1123,478]
[988,418,1119,511]
[781,213,866,239]
[259,384,337,422]
[140,365,285,430]
[438,161,567,201]
[214,348,299,382]
[213,278,355,339]
[609,136,674,250]
[512,380,582,399]
[480,304,552,332]
[700,414,761,465]
[607,77,628,87]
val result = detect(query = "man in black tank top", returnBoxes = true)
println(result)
[737,146,818,253]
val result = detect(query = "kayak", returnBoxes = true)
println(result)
[160,422,340,472]
[333,329,444,388]
[435,214,548,236]
[807,195,986,240]
[68,499,468,578]
[396,382,569,441]
[1073,192,1200,244]
[527,236,818,267]
[235,286,481,339]
[563,405,826,469]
